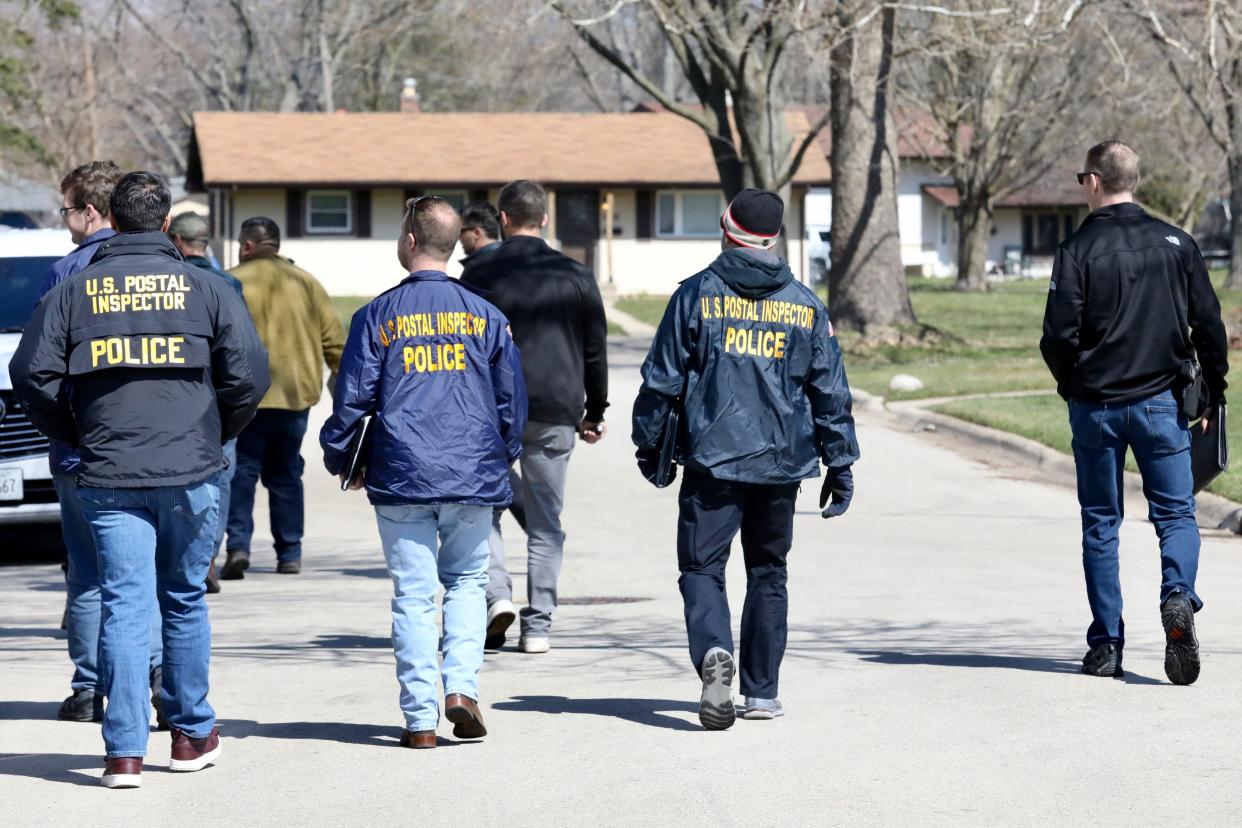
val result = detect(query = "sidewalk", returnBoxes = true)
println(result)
[2,350,1241,824]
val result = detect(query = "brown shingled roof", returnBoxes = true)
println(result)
[189,111,831,189]
[922,170,1085,209]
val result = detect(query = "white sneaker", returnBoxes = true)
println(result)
[743,697,785,720]
[698,647,736,730]
[519,635,550,654]
[485,600,517,650]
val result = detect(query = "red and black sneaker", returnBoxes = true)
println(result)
[1161,592,1201,686]
[101,757,142,789]
[169,727,222,772]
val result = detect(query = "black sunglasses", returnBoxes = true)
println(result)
[58,205,85,218]
[1075,171,1099,185]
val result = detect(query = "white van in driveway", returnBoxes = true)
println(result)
[0,228,73,525]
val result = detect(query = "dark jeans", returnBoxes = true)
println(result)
[676,470,799,699]
[1069,389,1201,649]
[226,408,309,563]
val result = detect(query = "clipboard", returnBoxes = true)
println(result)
[1191,403,1227,494]
[340,414,374,491]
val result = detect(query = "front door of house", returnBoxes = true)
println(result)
[556,189,600,273]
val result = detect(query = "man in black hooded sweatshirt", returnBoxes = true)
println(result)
[632,188,859,731]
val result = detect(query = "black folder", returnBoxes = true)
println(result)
[340,414,374,491]
[1191,403,1228,494]
[654,404,680,489]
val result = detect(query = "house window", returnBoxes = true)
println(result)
[655,190,725,238]
[306,191,352,234]
[426,190,467,211]
[1022,211,1075,255]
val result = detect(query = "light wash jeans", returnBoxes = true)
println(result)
[55,474,161,692]
[375,503,491,732]
[78,476,220,758]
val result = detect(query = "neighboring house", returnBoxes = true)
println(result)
[799,107,1088,279]
[185,111,830,297]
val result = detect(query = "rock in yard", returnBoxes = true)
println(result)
[889,374,925,393]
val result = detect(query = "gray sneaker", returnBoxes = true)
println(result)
[743,697,785,720]
[698,647,736,731]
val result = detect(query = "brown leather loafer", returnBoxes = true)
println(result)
[102,757,142,789]
[444,693,487,739]
[399,729,437,749]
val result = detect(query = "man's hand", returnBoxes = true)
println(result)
[637,448,674,487]
[340,471,365,491]
[819,466,853,519]
[1201,412,1212,434]
[579,420,607,444]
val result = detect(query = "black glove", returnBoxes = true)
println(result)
[637,448,675,487]
[819,466,853,519]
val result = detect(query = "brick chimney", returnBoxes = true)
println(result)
[400,77,421,113]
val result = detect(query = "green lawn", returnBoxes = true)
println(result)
[933,393,1242,503]
[615,294,671,328]
[331,295,373,330]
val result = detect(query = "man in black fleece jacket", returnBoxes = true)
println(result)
[1041,140,1228,687]
[459,180,608,653]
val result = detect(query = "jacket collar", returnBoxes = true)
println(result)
[460,241,501,266]
[91,231,184,263]
[400,269,452,285]
[501,234,548,250]
[74,227,115,252]
[1081,201,1146,229]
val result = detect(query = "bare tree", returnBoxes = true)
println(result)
[1127,0,1242,286]
[549,0,834,201]
[899,0,1103,291]
[828,2,914,332]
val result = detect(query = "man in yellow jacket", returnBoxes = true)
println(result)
[220,217,344,578]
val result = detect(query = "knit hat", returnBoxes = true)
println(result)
[720,188,784,250]
[168,211,211,242]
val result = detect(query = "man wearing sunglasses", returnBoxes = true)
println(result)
[1042,141,1229,685]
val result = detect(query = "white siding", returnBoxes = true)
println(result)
[224,186,812,298]
[899,162,953,275]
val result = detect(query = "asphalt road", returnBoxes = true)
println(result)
[2,340,1241,825]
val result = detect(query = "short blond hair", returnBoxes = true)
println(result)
[1085,141,1140,195]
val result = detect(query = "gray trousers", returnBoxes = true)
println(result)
[486,421,576,636]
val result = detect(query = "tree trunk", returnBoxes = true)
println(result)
[827,6,915,333]
[955,193,991,291]
[1228,153,1242,289]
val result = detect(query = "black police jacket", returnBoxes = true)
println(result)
[460,235,608,426]
[11,232,270,487]
[1041,202,1229,405]
[632,248,859,484]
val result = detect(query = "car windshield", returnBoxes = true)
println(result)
[0,256,56,331]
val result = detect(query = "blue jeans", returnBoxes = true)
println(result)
[375,503,491,732]
[1069,390,1201,649]
[213,439,237,556]
[79,477,220,758]
[227,409,308,563]
[54,474,160,692]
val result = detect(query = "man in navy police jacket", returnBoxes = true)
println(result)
[633,188,859,731]
[320,196,526,748]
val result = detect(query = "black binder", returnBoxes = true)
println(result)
[1191,403,1227,494]
[340,414,374,491]
[654,403,680,488]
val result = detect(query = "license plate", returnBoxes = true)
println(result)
[0,469,23,502]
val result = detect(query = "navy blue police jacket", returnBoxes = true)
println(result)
[12,231,270,487]
[632,248,859,485]
[320,270,527,507]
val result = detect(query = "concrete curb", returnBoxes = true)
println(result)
[605,304,657,337]
[854,388,1242,534]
